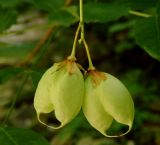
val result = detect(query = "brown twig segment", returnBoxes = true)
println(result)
[16,26,55,67]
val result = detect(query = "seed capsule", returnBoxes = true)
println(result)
[82,70,134,137]
[34,59,84,129]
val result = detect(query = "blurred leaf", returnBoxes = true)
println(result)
[31,0,65,12]
[0,8,18,32]
[51,114,84,145]
[128,0,158,10]
[30,1,131,26]
[114,41,133,53]
[117,0,158,10]
[136,110,160,124]
[30,70,43,88]
[0,127,50,145]
[49,2,131,26]
[0,67,23,84]
[134,16,160,61]
[0,0,21,8]
[120,69,144,96]
[83,3,130,23]
[157,0,160,14]
[64,6,79,19]
[109,21,134,33]
[49,10,78,27]
[0,43,35,58]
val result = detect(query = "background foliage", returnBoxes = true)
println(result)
[0,0,160,145]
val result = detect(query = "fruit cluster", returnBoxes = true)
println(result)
[34,0,134,137]
[34,56,134,137]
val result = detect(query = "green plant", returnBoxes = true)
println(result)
[0,0,160,145]
[34,0,134,137]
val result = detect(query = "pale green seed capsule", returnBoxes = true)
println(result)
[34,59,84,129]
[82,70,134,137]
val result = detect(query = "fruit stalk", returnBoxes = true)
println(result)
[79,0,95,70]
[69,24,81,60]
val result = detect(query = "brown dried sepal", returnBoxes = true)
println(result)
[65,59,77,75]
[87,70,107,86]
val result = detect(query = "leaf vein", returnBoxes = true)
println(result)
[0,127,19,145]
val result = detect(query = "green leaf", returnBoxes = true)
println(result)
[0,0,21,8]
[53,115,83,144]
[30,70,44,88]
[157,0,160,14]
[30,0,65,12]
[129,0,158,10]
[117,0,158,10]
[64,6,79,19]
[0,67,23,84]
[0,8,18,32]
[83,3,130,23]
[133,16,160,61]
[32,1,131,26]
[0,43,35,58]
[0,127,50,145]
[49,10,78,27]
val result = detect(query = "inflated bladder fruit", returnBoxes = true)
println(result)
[34,58,84,129]
[82,70,134,137]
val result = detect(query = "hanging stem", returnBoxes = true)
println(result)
[83,39,95,70]
[79,0,95,70]
[69,0,95,70]
[79,0,84,41]
[69,24,81,60]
